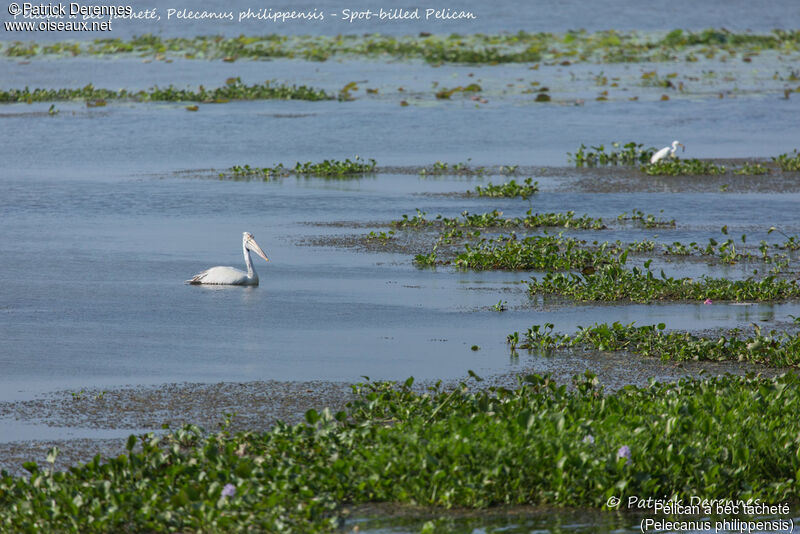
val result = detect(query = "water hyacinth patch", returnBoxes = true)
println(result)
[616,445,631,464]
[527,264,800,303]
[418,160,487,176]
[6,29,800,64]
[435,84,482,99]
[3,372,800,531]
[0,77,333,103]
[734,163,769,175]
[223,157,377,179]
[569,142,656,166]
[617,209,676,228]
[471,178,539,199]
[773,150,800,172]
[393,210,605,231]
[447,234,620,271]
[516,321,800,366]
[642,159,726,175]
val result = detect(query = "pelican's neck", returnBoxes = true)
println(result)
[243,242,256,279]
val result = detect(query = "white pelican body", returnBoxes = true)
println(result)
[650,140,685,163]
[187,232,269,286]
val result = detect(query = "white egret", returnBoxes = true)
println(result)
[187,232,269,286]
[650,140,685,163]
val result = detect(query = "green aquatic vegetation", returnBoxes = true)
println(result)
[434,83,482,99]
[337,81,359,101]
[0,78,333,103]
[471,178,539,199]
[414,249,438,267]
[769,227,800,250]
[294,158,377,176]
[518,321,800,367]
[227,164,286,179]
[4,372,800,532]
[497,164,519,174]
[528,264,800,303]
[367,230,395,242]
[492,300,507,312]
[449,234,621,271]
[6,29,800,65]
[392,209,435,228]
[569,142,655,167]
[642,159,726,175]
[773,150,800,171]
[734,163,769,175]
[661,233,792,268]
[418,160,487,176]
[223,157,376,178]
[514,211,605,230]
[617,209,676,228]
[639,70,680,88]
[394,209,605,231]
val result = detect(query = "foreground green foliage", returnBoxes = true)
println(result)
[516,322,800,366]
[5,29,800,64]
[225,157,377,178]
[3,372,800,532]
[472,178,539,199]
[528,264,800,302]
[0,78,332,103]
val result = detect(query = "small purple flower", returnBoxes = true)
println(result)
[583,434,595,445]
[221,483,236,498]
[617,445,631,464]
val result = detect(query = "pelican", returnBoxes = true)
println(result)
[650,140,685,163]
[187,232,269,286]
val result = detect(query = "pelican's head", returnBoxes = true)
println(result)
[243,232,269,262]
[672,140,685,152]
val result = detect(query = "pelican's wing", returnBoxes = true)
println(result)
[187,269,211,284]
[186,266,249,285]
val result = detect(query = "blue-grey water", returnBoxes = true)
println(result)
[3,169,800,398]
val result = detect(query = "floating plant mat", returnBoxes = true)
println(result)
[4,29,800,64]
[512,321,800,367]
[0,77,333,103]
